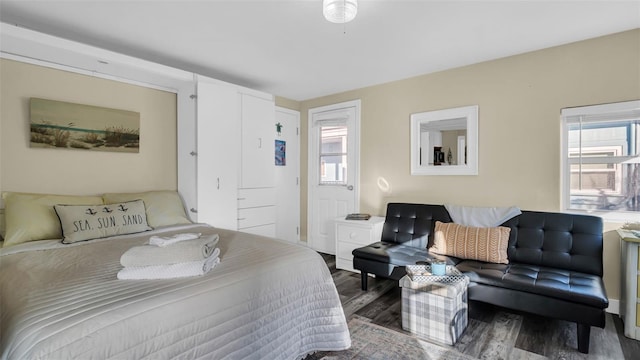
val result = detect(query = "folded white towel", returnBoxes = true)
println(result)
[444,204,522,227]
[148,232,202,247]
[120,234,219,267]
[117,249,221,280]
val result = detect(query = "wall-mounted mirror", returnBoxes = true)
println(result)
[410,105,478,175]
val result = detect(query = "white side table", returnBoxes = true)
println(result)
[619,228,640,340]
[334,216,384,273]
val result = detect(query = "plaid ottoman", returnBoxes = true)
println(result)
[400,273,469,345]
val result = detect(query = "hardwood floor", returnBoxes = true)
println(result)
[319,253,640,360]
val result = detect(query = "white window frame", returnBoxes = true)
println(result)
[561,100,640,222]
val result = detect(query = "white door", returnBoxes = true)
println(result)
[308,100,360,254]
[275,107,300,243]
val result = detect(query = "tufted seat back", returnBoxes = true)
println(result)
[381,203,451,249]
[501,211,604,276]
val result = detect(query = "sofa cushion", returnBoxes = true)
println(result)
[456,260,608,309]
[431,221,510,264]
[381,203,452,248]
[501,211,604,276]
[352,242,429,265]
[352,242,459,266]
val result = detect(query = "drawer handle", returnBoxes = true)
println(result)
[349,232,357,239]
[238,218,246,221]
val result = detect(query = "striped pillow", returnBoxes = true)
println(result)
[431,221,511,264]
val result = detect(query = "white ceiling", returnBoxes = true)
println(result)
[0,1,638,101]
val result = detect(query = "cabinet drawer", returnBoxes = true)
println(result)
[240,223,276,238]
[238,188,275,208]
[336,257,356,273]
[337,225,374,246]
[337,241,363,260]
[238,206,276,228]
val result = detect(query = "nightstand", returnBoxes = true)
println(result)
[334,216,384,272]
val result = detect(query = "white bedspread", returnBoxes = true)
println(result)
[0,224,350,359]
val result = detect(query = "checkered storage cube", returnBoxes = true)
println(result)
[400,274,469,345]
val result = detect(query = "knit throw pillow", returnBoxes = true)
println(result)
[431,221,511,264]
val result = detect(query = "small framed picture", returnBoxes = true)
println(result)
[275,140,286,166]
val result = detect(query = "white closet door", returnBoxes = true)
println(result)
[240,94,275,188]
[275,107,300,243]
[196,82,239,229]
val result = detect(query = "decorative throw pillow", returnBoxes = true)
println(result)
[55,199,152,244]
[103,190,192,228]
[2,192,104,248]
[430,221,511,264]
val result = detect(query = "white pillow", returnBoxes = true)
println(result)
[55,200,152,244]
[103,190,192,228]
[2,192,104,247]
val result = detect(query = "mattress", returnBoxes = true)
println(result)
[0,224,350,359]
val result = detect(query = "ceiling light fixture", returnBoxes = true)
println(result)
[323,0,358,24]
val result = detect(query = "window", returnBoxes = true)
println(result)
[319,125,348,185]
[561,100,640,221]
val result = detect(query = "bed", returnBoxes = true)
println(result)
[0,191,350,359]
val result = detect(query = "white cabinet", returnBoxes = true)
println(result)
[240,94,275,188]
[334,216,385,273]
[195,82,239,229]
[237,94,276,237]
[181,79,276,234]
[237,188,276,237]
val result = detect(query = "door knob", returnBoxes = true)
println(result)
[347,185,354,191]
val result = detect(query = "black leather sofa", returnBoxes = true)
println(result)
[352,203,608,354]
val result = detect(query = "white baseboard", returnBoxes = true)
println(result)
[606,299,619,315]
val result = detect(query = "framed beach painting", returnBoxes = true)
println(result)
[29,98,140,153]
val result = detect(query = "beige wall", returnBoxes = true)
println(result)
[299,29,640,304]
[0,59,178,198]
[275,96,301,112]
